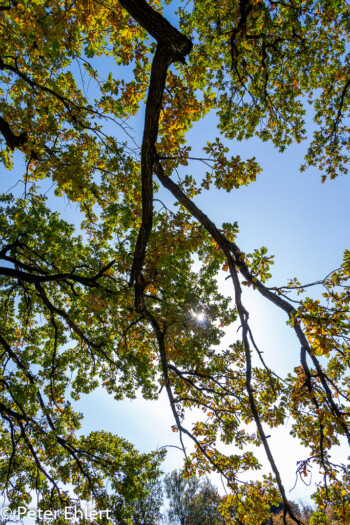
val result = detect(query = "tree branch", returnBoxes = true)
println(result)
[0,115,28,150]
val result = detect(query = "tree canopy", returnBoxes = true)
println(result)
[164,469,201,525]
[0,0,350,524]
[131,476,164,525]
[164,470,225,525]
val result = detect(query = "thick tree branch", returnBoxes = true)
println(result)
[119,0,192,312]
[118,0,192,58]
[0,260,116,287]
[0,115,28,150]
[129,43,172,304]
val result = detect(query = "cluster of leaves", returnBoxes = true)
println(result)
[178,0,350,179]
[201,138,261,191]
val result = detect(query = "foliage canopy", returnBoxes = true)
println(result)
[164,470,225,525]
[0,0,350,523]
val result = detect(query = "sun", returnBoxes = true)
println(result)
[194,312,205,322]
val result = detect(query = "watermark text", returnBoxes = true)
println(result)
[0,505,111,521]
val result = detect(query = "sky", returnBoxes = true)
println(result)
[1,0,350,511]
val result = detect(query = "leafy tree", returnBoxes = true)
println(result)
[131,477,164,525]
[164,470,201,525]
[185,477,225,525]
[0,0,349,524]
[164,471,223,525]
